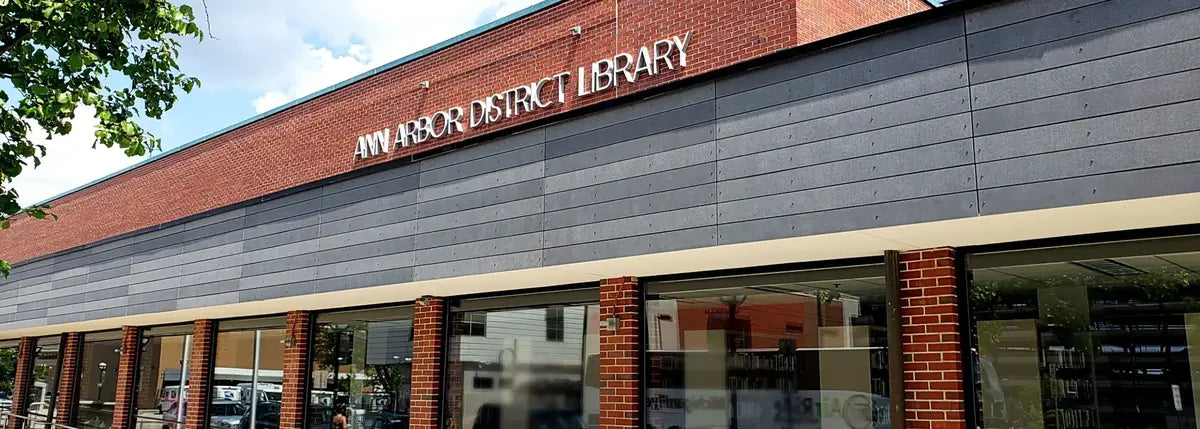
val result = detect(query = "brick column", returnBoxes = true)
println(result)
[410,296,445,429]
[899,248,966,429]
[8,337,36,429]
[185,320,215,429]
[599,277,640,429]
[54,333,82,427]
[110,327,140,429]
[280,311,312,429]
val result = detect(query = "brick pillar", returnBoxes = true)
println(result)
[410,296,445,429]
[185,320,215,429]
[599,277,640,429]
[8,337,36,429]
[899,248,966,429]
[54,333,82,427]
[280,311,312,429]
[110,327,140,429]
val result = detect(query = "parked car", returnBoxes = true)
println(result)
[207,400,248,429]
[360,411,408,429]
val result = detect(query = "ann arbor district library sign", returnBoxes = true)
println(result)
[353,32,694,160]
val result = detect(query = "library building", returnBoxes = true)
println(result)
[1,0,1198,429]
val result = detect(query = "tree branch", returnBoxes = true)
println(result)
[0,26,32,57]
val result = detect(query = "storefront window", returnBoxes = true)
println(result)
[76,331,123,429]
[28,336,61,429]
[308,307,414,429]
[1,340,18,421]
[645,264,891,429]
[134,325,194,429]
[209,317,286,429]
[444,289,601,429]
[970,235,1200,429]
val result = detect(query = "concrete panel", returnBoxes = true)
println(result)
[131,243,181,266]
[238,267,321,291]
[420,143,544,187]
[177,292,240,309]
[718,192,978,244]
[242,253,318,277]
[967,0,1199,59]
[184,207,246,231]
[240,239,318,265]
[180,253,242,276]
[128,276,184,295]
[87,263,131,282]
[79,296,129,312]
[421,128,546,171]
[322,162,419,195]
[979,163,1200,214]
[243,212,318,240]
[546,101,715,159]
[717,16,964,96]
[84,307,128,321]
[973,38,1200,109]
[975,100,1200,162]
[179,266,242,288]
[318,252,414,279]
[718,113,973,179]
[177,279,240,299]
[974,70,1200,136]
[543,227,717,266]
[415,197,542,234]
[545,163,715,212]
[417,162,544,203]
[414,232,542,266]
[316,236,416,266]
[242,225,319,252]
[719,139,974,202]
[718,166,977,223]
[180,230,243,254]
[545,206,716,248]
[50,273,88,290]
[44,314,82,326]
[718,85,969,142]
[413,215,543,251]
[238,282,317,303]
[19,280,52,296]
[546,123,714,176]
[965,0,1108,33]
[318,221,417,250]
[969,7,1200,83]
[180,241,243,265]
[718,39,967,118]
[127,301,177,316]
[320,170,419,208]
[547,142,714,194]
[128,289,179,305]
[245,196,322,227]
[48,293,85,308]
[414,251,543,281]
[85,285,129,302]
[247,186,322,214]
[314,267,414,294]
[320,190,419,224]
[544,184,716,230]
[320,204,418,237]
[418,179,543,219]
[131,252,182,274]
[978,131,1200,188]
[546,82,714,140]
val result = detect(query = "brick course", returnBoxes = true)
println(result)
[8,337,36,429]
[599,277,640,429]
[280,311,311,429]
[184,320,215,429]
[54,333,82,427]
[1,0,927,266]
[899,248,966,429]
[410,297,445,429]
[110,327,140,429]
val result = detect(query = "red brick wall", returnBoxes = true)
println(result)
[280,311,311,429]
[184,320,214,429]
[410,297,445,429]
[8,337,36,429]
[899,248,965,429]
[599,277,639,429]
[110,327,140,429]
[54,333,82,427]
[797,0,930,44]
[1,0,928,265]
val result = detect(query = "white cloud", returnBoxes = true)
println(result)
[179,0,545,113]
[9,107,147,207]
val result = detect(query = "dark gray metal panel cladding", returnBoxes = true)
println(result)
[3,0,1198,329]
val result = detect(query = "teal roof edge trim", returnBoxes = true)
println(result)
[30,0,565,209]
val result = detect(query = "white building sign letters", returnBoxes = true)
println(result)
[353,31,693,160]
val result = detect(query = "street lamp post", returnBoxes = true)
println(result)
[96,362,108,408]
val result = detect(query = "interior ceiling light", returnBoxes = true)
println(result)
[1072,259,1147,277]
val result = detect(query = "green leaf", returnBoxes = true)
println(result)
[56,92,70,104]
[121,121,135,134]
[28,85,49,96]
[67,54,84,72]
[179,4,194,16]
[96,21,108,32]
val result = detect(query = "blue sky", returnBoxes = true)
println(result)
[11,0,544,207]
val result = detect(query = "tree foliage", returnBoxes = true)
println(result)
[0,0,203,276]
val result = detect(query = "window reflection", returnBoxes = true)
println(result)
[76,331,123,429]
[209,318,285,429]
[308,307,413,429]
[134,326,193,429]
[971,235,1200,429]
[445,294,600,429]
[1,341,18,428]
[28,337,60,429]
[645,264,891,429]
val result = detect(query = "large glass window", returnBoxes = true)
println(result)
[645,264,891,429]
[76,331,123,429]
[308,306,414,429]
[1,339,18,425]
[445,289,601,429]
[29,336,61,429]
[134,325,194,429]
[970,235,1200,429]
[209,317,285,429]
